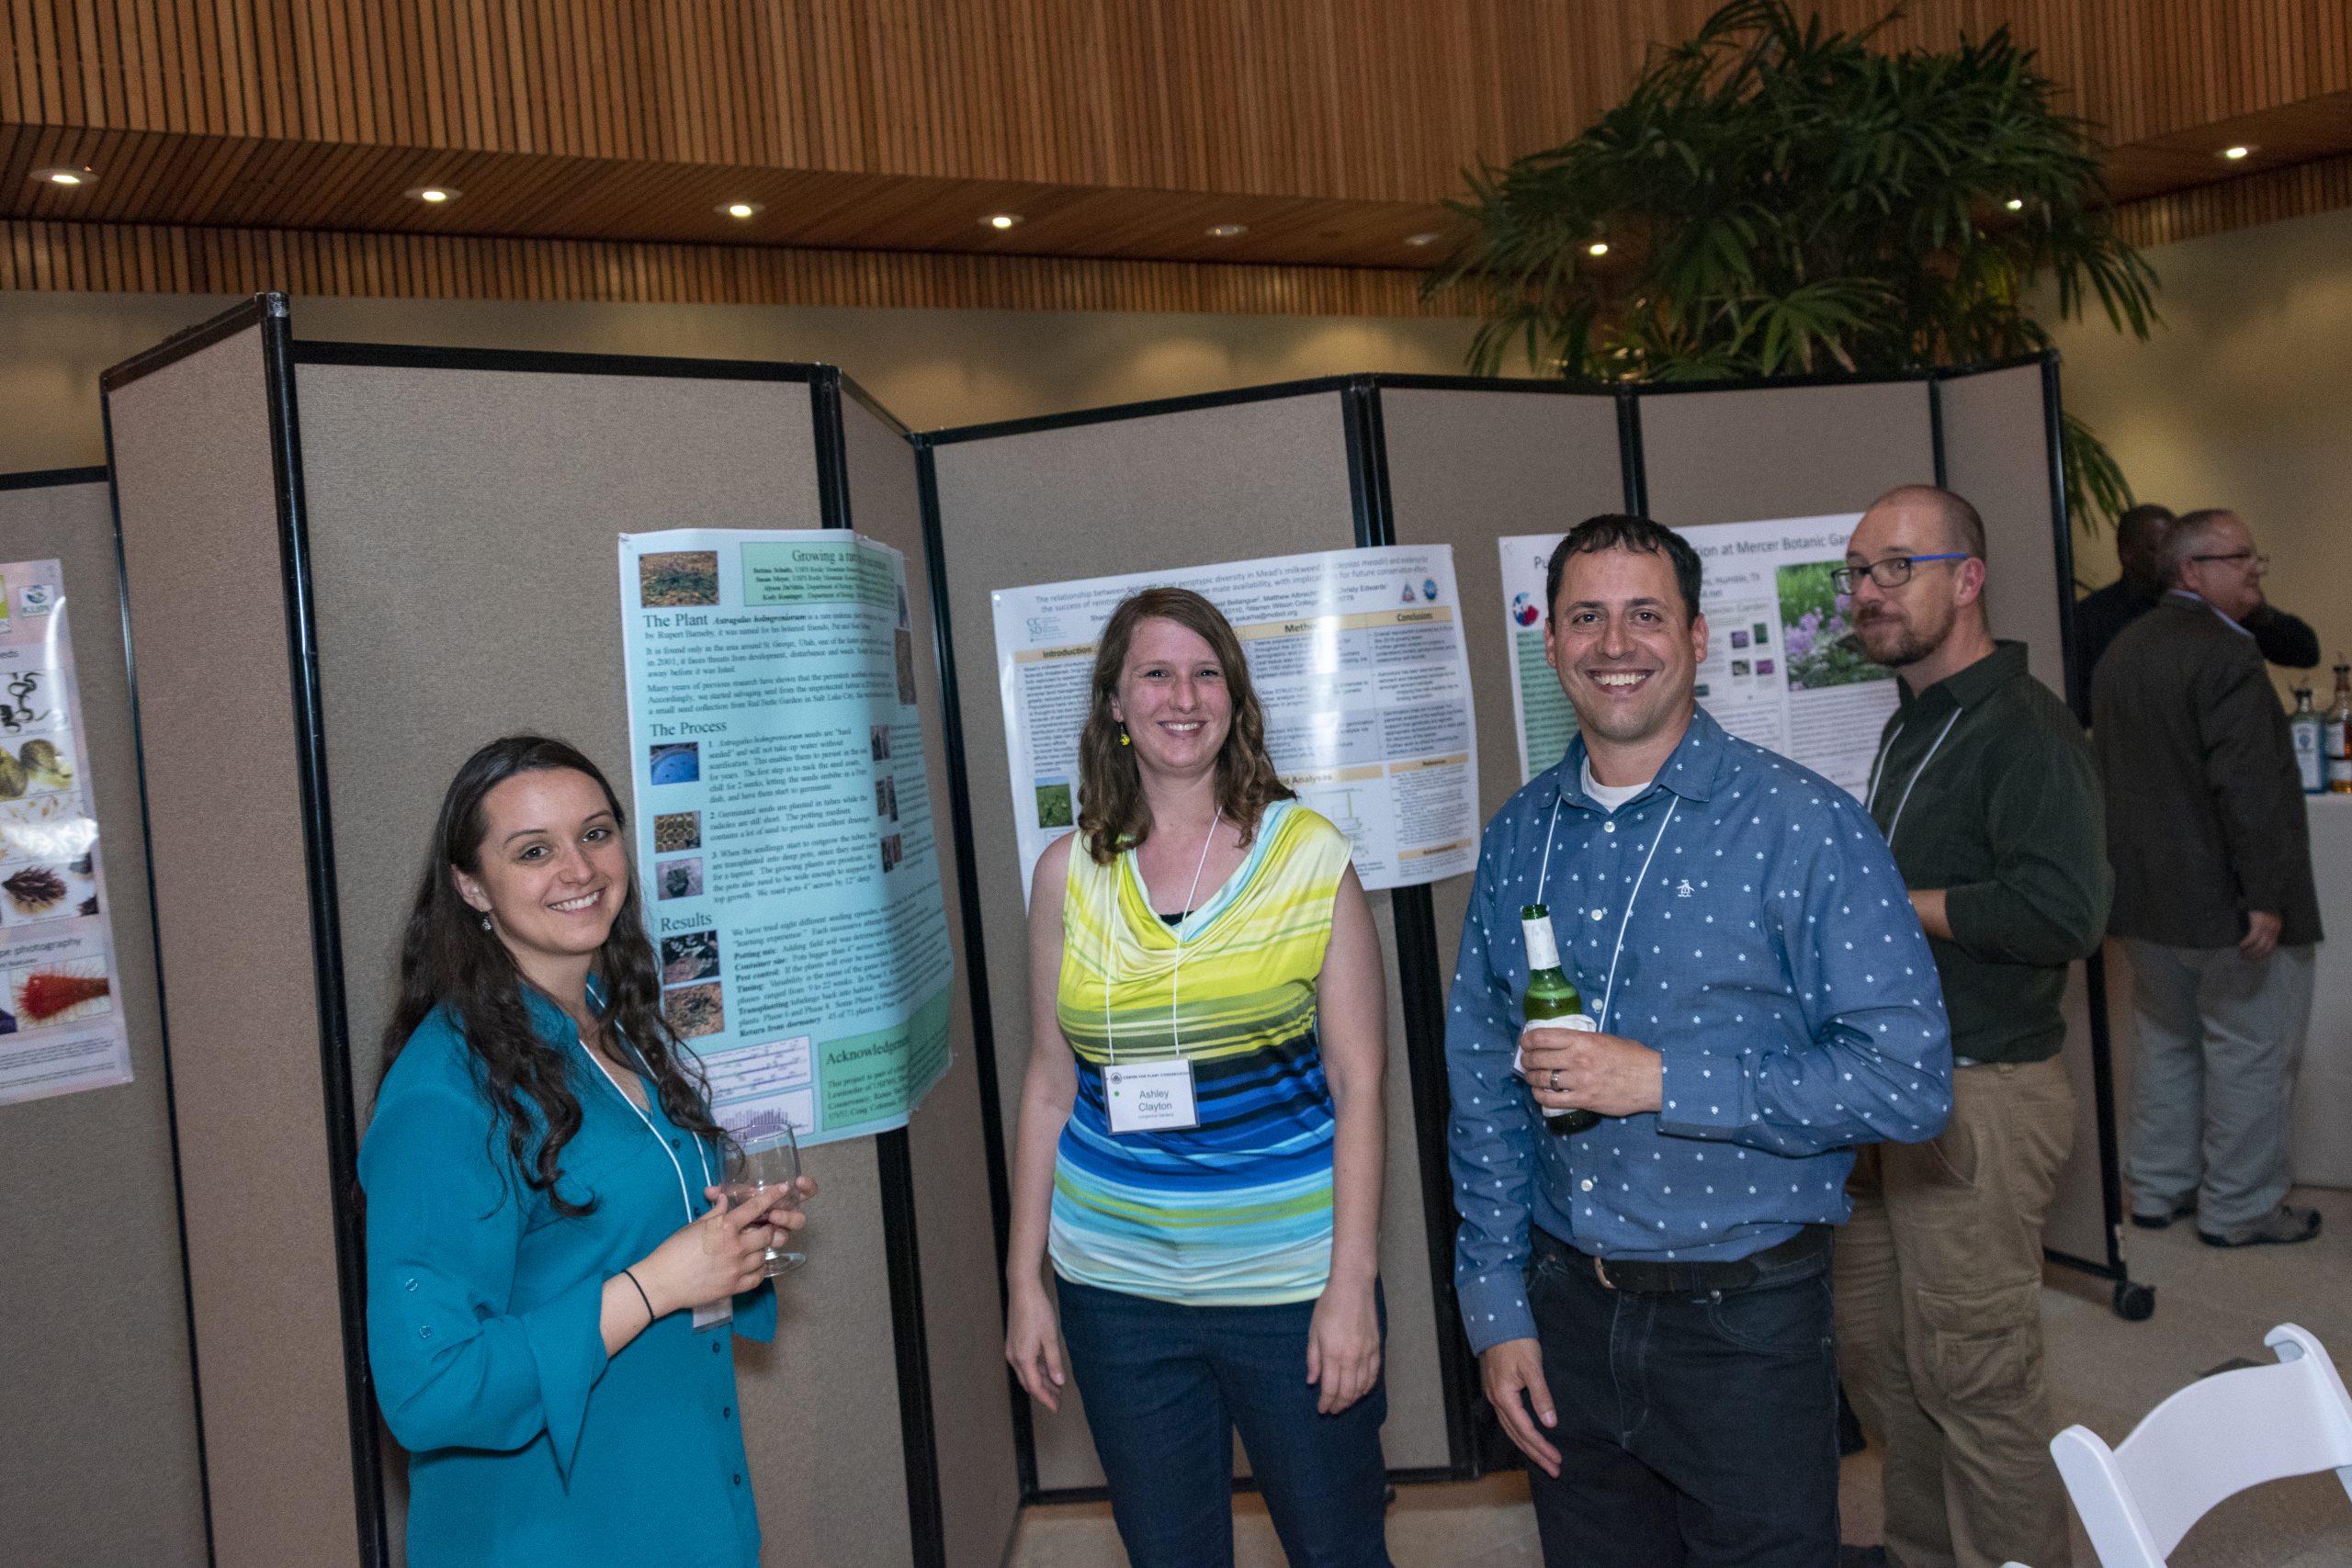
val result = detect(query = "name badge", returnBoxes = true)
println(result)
[693,1298,734,1332]
[1105,1058,1199,1134]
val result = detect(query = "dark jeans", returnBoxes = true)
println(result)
[1522,1227,1840,1568]
[1056,1277,1393,1568]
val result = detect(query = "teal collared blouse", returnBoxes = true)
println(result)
[360,987,774,1568]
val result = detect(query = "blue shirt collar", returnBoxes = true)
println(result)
[1548,705,1730,813]
[2167,588,2254,639]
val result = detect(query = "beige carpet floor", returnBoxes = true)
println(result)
[1007,1187,2352,1567]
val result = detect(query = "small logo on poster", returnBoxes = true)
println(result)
[17,581,55,616]
[1510,592,1542,628]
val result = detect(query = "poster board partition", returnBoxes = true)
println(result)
[918,380,1469,1495]
[0,467,209,1568]
[103,297,381,1568]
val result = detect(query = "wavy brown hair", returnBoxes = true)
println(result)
[379,735,725,1215]
[1076,587,1294,864]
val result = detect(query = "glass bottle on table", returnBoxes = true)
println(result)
[2328,662,2352,795]
[1521,903,1600,1135]
[2290,685,2324,795]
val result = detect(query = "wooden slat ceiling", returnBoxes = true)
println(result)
[3,1,2348,293]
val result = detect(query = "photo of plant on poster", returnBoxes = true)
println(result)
[1427,0,2159,533]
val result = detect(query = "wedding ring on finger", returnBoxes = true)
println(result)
[1548,1067,1561,1092]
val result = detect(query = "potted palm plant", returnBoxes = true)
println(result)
[1429,0,2159,530]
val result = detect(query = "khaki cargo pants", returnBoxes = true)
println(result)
[1835,1057,2075,1568]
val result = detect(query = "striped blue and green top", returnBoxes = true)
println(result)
[1049,800,1353,1307]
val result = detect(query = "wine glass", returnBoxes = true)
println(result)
[722,1126,806,1277]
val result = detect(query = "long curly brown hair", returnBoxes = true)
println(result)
[379,735,725,1215]
[1076,587,1293,865]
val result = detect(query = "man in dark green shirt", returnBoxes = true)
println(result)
[1830,485,2111,1568]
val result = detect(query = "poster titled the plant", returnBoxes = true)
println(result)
[1776,561,1891,691]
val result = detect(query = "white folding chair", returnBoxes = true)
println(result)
[2039,1323,2352,1567]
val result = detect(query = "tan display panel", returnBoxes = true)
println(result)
[288,355,923,1568]
[107,321,366,1568]
[928,387,1456,1487]
[0,473,207,1568]
[1639,379,1937,525]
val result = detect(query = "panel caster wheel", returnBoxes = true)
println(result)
[2113,1280,2155,1321]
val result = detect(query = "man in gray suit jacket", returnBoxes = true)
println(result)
[2091,508,2324,1247]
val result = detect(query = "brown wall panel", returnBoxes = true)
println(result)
[6,1,2346,200]
[0,219,1461,318]
[929,389,1456,1485]
[0,474,207,1568]
[106,321,363,1568]
[1638,380,1936,527]
[837,388,1023,1568]
[288,356,917,1567]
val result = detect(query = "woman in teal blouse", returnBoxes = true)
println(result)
[362,736,808,1567]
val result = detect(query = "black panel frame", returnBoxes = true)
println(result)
[815,367,951,1568]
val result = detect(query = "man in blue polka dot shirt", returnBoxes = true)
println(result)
[1445,514,1953,1567]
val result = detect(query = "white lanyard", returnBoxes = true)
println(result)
[1534,788,1679,1032]
[1865,707,1962,849]
[581,1025,711,1225]
[1101,808,1221,1064]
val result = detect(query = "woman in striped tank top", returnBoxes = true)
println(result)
[1004,587,1394,1567]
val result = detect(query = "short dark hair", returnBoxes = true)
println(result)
[1545,514,1702,624]
[2115,502,2176,551]
[1867,484,1986,559]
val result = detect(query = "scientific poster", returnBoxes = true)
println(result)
[991,545,1480,900]
[0,559,131,1107]
[1498,513,1894,795]
[618,530,953,1146]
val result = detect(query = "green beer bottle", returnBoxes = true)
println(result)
[1521,903,1600,1134]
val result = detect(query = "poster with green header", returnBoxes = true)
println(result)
[617,528,953,1145]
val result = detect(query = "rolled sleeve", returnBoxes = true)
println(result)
[361,1078,611,1471]
[1444,847,1544,1354]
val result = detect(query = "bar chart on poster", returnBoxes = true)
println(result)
[990,545,1481,901]
[1498,514,1890,795]
[619,529,954,1145]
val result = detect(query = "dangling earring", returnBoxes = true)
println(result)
[479,913,492,931]
[1119,726,1131,747]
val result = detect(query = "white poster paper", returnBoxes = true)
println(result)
[1498,514,1896,795]
[618,530,954,1147]
[0,559,132,1106]
[992,546,1481,899]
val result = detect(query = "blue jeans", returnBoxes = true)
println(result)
[1522,1227,1839,1567]
[1055,1278,1393,1568]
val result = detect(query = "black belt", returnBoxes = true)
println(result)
[1546,1224,1830,1295]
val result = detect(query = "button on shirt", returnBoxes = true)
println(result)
[1446,708,1953,1355]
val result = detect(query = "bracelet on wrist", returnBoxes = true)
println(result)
[620,1267,656,1325]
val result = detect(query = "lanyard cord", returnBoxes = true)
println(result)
[1878,708,1962,849]
[581,1027,710,1224]
[1864,724,1905,813]
[1102,808,1222,1066]
[1598,797,1678,1032]
[1532,784,1679,1032]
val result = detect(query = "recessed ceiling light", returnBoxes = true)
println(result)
[983,213,1023,231]
[2222,144,2253,161]
[721,201,762,219]
[2005,197,2025,211]
[405,185,460,203]
[1206,222,1249,238]
[1405,231,1442,247]
[31,166,94,187]
[1587,241,1610,256]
